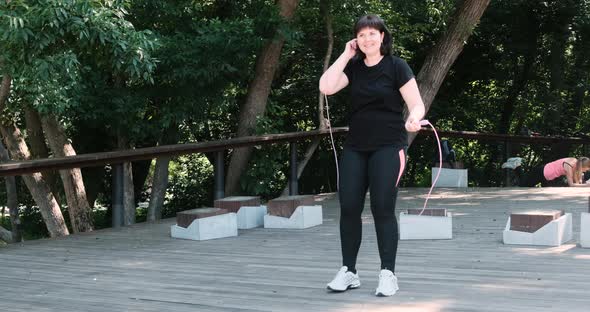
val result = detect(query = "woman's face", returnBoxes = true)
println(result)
[356,27,384,57]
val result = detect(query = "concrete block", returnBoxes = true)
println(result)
[236,205,267,229]
[581,212,590,248]
[264,205,322,229]
[171,212,237,241]
[213,196,265,229]
[503,213,572,246]
[432,168,468,187]
[399,211,453,240]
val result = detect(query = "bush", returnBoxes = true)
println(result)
[163,154,214,218]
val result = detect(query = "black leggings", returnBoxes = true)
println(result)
[338,145,405,272]
[518,166,567,187]
[518,166,546,187]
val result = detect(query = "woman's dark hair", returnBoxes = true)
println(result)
[353,14,392,58]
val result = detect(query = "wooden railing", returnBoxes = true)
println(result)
[3,126,590,227]
[420,129,590,144]
[2,127,590,196]
[0,128,349,204]
[3,127,590,176]
[0,128,349,176]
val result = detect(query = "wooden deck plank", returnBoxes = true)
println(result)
[1,188,590,311]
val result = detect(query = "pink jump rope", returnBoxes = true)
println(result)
[324,95,442,215]
[419,119,442,215]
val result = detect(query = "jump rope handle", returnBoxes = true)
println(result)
[417,120,442,215]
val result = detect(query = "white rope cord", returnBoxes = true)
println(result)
[324,93,340,190]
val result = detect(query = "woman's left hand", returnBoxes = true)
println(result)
[405,117,421,132]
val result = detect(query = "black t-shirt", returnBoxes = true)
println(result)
[343,55,415,151]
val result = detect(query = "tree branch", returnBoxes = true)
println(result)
[0,74,11,111]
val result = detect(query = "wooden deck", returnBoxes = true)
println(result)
[1,187,590,312]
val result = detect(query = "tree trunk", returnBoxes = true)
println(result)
[24,105,62,202]
[118,134,135,225]
[147,125,178,221]
[40,115,94,233]
[510,8,541,135]
[123,161,135,224]
[82,166,106,209]
[493,41,536,169]
[0,73,10,106]
[0,140,22,243]
[132,159,151,206]
[280,0,332,195]
[498,50,535,135]
[408,0,491,145]
[147,156,170,221]
[0,73,68,237]
[571,28,590,122]
[25,106,51,158]
[225,0,300,195]
[0,125,69,237]
[545,1,576,131]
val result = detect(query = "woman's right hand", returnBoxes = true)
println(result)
[343,39,358,59]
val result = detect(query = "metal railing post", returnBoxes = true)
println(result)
[214,151,225,200]
[504,140,511,186]
[112,163,124,228]
[289,142,298,196]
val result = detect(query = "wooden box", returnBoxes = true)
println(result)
[267,195,314,218]
[503,213,572,246]
[214,196,261,213]
[407,208,447,217]
[176,208,228,228]
[509,210,563,233]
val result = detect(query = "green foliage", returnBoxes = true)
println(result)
[8,206,49,240]
[122,0,274,146]
[0,214,9,230]
[163,154,214,218]
[241,145,288,199]
[0,0,158,150]
[1,0,157,77]
[3,0,590,238]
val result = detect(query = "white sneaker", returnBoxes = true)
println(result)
[375,269,399,297]
[326,266,360,292]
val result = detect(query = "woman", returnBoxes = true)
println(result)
[518,157,590,187]
[319,14,425,297]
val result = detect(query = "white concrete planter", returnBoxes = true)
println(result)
[580,212,590,248]
[502,213,572,246]
[236,206,267,229]
[264,205,322,229]
[399,212,453,240]
[171,213,238,241]
[432,168,468,187]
